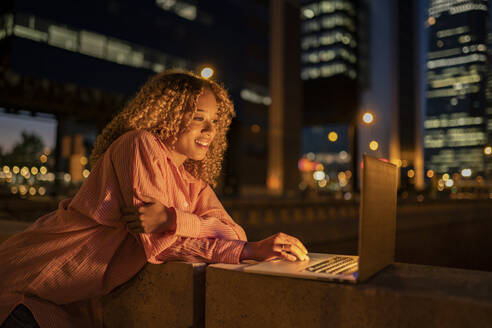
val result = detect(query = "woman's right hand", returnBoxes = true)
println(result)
[240,232,309,262]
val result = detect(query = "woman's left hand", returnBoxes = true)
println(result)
[122,195,176,233]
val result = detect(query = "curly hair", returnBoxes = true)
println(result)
[89,69,235,187]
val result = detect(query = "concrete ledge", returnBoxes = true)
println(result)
[102,262,206,328]
[206,263,492,328]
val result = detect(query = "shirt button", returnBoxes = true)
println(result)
[183,201,189,207]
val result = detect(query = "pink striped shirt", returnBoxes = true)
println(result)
[0,130,247,327]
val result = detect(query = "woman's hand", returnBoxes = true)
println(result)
[240,232,309,262]
[122,195,176,233]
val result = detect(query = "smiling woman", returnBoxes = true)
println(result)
[0,70,308,327]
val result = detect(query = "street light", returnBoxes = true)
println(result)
[328,131,338,142]
[200,66,214,79]
[484,146,492,156]
[362,112,374,124]
[369,140,378,151]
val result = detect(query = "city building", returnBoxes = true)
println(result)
[299,0,359,193]
[424,0,491,181]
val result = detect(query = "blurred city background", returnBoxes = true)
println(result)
[0,0,491,271]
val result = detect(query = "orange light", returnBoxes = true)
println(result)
[426,170,434,178]
[328,131,338,142]
[369,141,378,151]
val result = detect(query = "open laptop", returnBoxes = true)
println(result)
[243,154,398,283]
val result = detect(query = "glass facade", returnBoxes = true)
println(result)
[424,0,491,177]
[300,0,357,80]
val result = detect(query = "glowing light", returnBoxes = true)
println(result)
[306,152,315,161]
[362,112,374,124]
[200,67,214,79]
[328,131,338,142]
[40,154,48,163]
[484,146,492,156]
[21,166,29,177]
[428,16,435,25]
[303,8,315,19]
[3,166,10,173]
[10,186,18,194]
[46,173,56,182]
[64,173,72,182]
[442,173,450,181]
[29,187,37,196]
[315,163,324,171]
[83,169,90,178]
[12,166,20,174]
[318,179,327,187]
[80,156,88,165]
[339,151,348,160]
[445,179,454,187]
[369,141,379,151]
[298,158,318,172]
[40,166,48,175]
[19,185,27,195]
[345,170,352,179]
[461,168,472,177]
[31,167,38,175]
[313,171,326,181]
[248,124,260,134]
[426,170,434,178]
[338,172,346,181]
[407,169,415,178]
[38,186,46,196]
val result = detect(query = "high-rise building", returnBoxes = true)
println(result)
[298,0,359,192]
[424,0,491,178]
[300,0,357,81]
[299,0,359,128]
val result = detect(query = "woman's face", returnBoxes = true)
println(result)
[170,88,219,165]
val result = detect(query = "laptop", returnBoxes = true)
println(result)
[243,154,398,283]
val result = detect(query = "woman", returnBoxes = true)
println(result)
[0,70,308,327]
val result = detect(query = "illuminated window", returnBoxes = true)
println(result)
[6,13,191,73]
[48,25,77,51]
[240,89,271,106]
[155,0,197,21]
[80,31,106,58]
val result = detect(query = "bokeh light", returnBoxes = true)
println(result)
[369,140,379,151]
[200,67,214,79]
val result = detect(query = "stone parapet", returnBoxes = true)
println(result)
[206,263,492,328]
[102,262,206,328]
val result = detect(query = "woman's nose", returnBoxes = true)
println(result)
[202,120,216,133]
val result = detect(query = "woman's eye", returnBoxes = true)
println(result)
[193,116,204,121]
[212,119,219,124]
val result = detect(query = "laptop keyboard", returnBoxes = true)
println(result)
[305,256,358,275]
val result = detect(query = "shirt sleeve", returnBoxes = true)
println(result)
[173,184,247,241]
[156,236,246,264]
[110,130,246,263]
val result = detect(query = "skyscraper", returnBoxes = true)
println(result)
[424,0,490,178]
[298,0,359,192]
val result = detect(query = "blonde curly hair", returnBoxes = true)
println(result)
[90,69,235,187]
